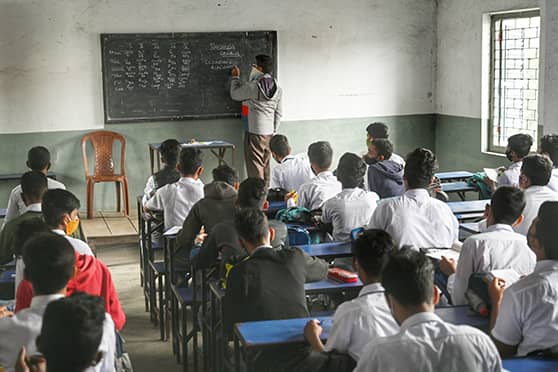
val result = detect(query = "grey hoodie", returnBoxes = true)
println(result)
[368,160,405,199]
[230,73,283,135]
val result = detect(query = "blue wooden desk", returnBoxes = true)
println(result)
[0,208,6,219]
[435,306,489,331]
[149,140,235,174]
[459,222,482,241]
[0,171,57,181]
[441,181,479,201]
[435,171,474,182]
[448,199,490,215]
[297,241,352,259]
[503,358,558,372]
[304,278,363,295]
[265,201,287,218]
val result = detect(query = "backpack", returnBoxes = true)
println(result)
[467,173,492,199]
[275,207,313,225]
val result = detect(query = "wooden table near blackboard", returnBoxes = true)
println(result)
[148,140,235,174]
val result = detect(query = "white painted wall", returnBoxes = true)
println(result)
[0,0,436,134]
[436,0,540,118]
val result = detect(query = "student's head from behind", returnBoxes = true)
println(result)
[366,122,389,142]
[336,152,367,189]
[42,189,81,235]
[212,164,240,189]
[528,201,558,261]
[308,141,333,174]
[234,208,274,254]
[269,134,291,163]
[38,292,105,372]
[159,139,181,167]
[403,148,438,190]
[237,177,268,210]
[540,134,558,166]
[506,133,533,162]
[15,219,51,257]
[369,139,393,162]
[352,229,395,283]
[255,54,273,74]
[382,249,439,325]
[27,146,51,172]
[20,171,48,206]
[487,186,525,227]
[22,233,75,296]
[178,148,203,178]
[519,154,552,189]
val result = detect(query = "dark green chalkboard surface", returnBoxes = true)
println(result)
[101,31,277,123]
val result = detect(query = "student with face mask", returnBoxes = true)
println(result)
[487,133,533,189]
[366,139,404,198]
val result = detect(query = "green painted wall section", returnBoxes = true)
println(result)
[0,114,435,212]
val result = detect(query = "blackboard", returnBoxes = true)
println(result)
[100,31,277,123]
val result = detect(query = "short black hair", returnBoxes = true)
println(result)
[255,54,273,74]
[20,171,48,201]
[536,201,558,260]
[42,189,81,227]
[366,122,389,139]
[234,208,269,245]
[382,249,434,306]
[269,135,290,158]
[159,139,181,166]
[212,164,239,187]
[508,133,533,158]
[15,219,51,256]
[540,134,558,165]
[22,233,75,295]
[352,229,395,278]
[27,146,51,171]
[490,186,525,225]
[238,178,267,209]
[404,148,438,189]
[336,152,367,189]
[308,141,333,170]
[522,154,553,186]
[179,148,203,176]
[371,139,393,160]
[39,292,105,372]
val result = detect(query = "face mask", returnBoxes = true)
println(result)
[249,66,263,81]
[366,137,373,148]
[65,217,80,236]
[505,150,514,162]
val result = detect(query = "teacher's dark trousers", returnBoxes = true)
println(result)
[244,132,272,187]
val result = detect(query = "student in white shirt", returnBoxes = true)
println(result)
[489,201,558,358]
[269,134,314,192]
[321,153,378,242]
[2,146,66,230]
[539,134,558,192]
[487,133,533,190]
[368,148,459,250]
[304,229,399,361]
[0,233,115,372]
[439,186,536,305]
[362,122,405,166]
[355,250,502,372]
[514,154,558,235]
[297,141,342,211]
[145,148,205,230]
[141,139,181,206]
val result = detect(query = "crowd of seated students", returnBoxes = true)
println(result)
[3,122,558,371]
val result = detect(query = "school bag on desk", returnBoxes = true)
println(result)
[466,173,492,199]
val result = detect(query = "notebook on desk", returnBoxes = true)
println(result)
[421,248,460,262]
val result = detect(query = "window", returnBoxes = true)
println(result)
[489,11,540,152]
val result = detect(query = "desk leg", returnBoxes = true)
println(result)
[234,335,241,372]
[458,191,466,201]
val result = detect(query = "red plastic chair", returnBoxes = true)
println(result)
[81,130,130,219]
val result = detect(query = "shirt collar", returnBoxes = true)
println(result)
[316,171,334,178]
[400,311,441,331]
[526,185,551,193]
[534,260,558,273]
[179,176,199,184]
[485,223,514,233]
[52,229,65,236]
[509,161,522,169]
[404,188,430,199]
[30,294,65,311]
[24,203,42,213]
[359,282,385,297]
[281,155,295,163]
[251,244,273,256]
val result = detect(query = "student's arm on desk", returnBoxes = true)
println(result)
[304,319,325,352]
[488,277,519,358]
[176,206,202,252]
[143,187,163,213]
[298,249,328,282]
[229,77,258,101]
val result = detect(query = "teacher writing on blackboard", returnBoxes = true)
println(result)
[230,55,282,186]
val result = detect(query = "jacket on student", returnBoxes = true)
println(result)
[230,73,283,135]
[367,160,405,199]
[0,212,42,264]
[15,253,126,330]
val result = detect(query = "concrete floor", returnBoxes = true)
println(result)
[97,244,185,372]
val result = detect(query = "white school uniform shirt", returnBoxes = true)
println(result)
[390,152,405,167]
[513,185,558,235]
[0,294,116,372]
[52,229,94,256]
[297,171,342,211]
[448,224,536,306]
[141,175,156,206]
[497,161,522,188]
[145,176,204,230]
[354,312,502,372]
[1,177,65,230]
[269,153,314,192]
[546,168,558,193]
[324,283,398,361]
[492,260,558,356]
[321,188,379,241]
[367,188,459,250]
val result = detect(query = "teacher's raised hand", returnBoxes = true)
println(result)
[230,66,240,77]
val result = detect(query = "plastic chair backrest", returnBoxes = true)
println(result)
[81,130,126,177]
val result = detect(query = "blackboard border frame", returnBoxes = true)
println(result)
[100,31,278,124]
